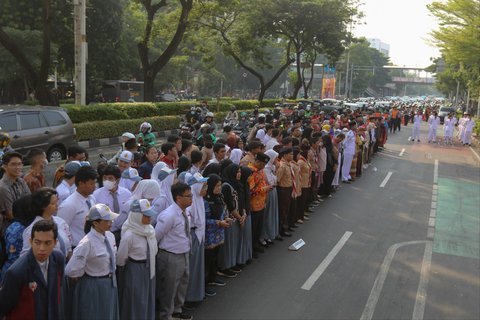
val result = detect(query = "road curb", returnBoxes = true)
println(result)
[78,128,180,149]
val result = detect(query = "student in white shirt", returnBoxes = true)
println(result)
[116,151,141,192]
[65,204,119,320]
[56,161,81,205]
[93,165,132,243]
[57,166,97,247]
[21,188,72,258]
[117,199,158,320]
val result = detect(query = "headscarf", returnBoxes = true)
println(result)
[131,179,161,200]
[205,174,224,219]
[179,172,207,243]
[229,149,242,165]
[264,149,278,186]
[222,163,241,190]
[239,166,253,213]
[219,159,233,175]
[121,209,158,278]
[202,163,221,177]
[151,162,175,209]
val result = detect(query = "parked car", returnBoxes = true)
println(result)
[438,106,456,124]
[155,93,178,102]
[0,105,78,162]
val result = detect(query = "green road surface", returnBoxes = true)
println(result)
[434,177,480,259]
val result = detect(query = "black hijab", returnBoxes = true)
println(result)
[205,173,224,219]
[222,163,241,190]
[203,163,221,177]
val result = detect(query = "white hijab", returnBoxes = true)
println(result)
[131,179,161,200]
[229,148,243,165]
[190,179,206,243]
[152,162,175,208]
[121,210,158,278]
[264,149,278,186]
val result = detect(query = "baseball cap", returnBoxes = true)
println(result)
[130,199,156,217]
[119,151,133,163]
[156,162,177,181]
[64,161,82,176]
[87,204,119,221]
[179,172,209,186]
[121,168,142,181]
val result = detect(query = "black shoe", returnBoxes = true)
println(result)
[275,236,284,241]
[288,227,295,232]
[292,224,299,228]
[208,278,226,286]
[266,239,274,245]
[259,240,269,247]
[246,259,253,265]
[280,231,292,237]
[172,312,193,320]
[230,266,242,273]
[182,302,197,311]
[343,180,351,184]
[204,287,216,297]
[217,270,237,278]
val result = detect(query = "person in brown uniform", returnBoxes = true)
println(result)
[276,148,293,237]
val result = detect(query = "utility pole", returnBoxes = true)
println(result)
[74,0,87,105]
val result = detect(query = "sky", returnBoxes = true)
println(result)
[353,0,441,68]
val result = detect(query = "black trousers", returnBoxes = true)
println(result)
[251,209,265,247]
[277,187,292,231]
[205,246,221,284]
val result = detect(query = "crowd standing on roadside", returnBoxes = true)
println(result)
[0,98,476,320]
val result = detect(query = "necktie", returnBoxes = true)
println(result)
[85,199,92,209]
[104,237,117,287]
[111,192,120,213]
[181,211,190,240]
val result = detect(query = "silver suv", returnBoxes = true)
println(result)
[0,105,77,162]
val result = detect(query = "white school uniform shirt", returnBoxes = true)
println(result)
[413,115,422,127]
[65,229,117,278]
[428,115,440,129]
[343,130,356,155]
[93,186,132,232]
[465,119,475,131]
[265,137,279,150]
[116,231,149,266]
[56,180,76,205]
[21,215,73,256]
[57,191,96,246]
[155,203,190,254]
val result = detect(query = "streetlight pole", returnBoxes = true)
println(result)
[53,60,58,90]
[74,0,87,105]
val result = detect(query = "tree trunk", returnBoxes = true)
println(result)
[144,71,155,102]
[291,51,303,99]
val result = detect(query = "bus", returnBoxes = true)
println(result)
[101,80,144,102]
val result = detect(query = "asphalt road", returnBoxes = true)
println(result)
[188,123,480,320]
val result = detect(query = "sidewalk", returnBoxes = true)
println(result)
[77,128,180,149]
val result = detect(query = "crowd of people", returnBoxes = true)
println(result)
[0,98,475,320]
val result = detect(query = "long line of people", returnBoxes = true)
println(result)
[0,106,422,320]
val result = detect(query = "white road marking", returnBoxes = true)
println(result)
[360,241,428,320]
[433,160,439,184]
[469,146,480,162]
[301,231,352,291]
[399,148,406,157]
[412,241,434,320]
[379,172,393,188]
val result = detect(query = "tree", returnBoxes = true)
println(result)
[256,0,357,98]
[428,0,480,98]
[130,0,193,101]
[194,0,295,103]
[339,40,390,97]
[0,0,57,105]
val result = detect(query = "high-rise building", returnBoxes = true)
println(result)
[367,38,390,57]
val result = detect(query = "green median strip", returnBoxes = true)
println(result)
[433,177,480,259]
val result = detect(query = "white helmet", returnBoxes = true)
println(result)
[206,112,214,118]
[140,122,152,133]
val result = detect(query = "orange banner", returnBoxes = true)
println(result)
[321,78,335,99]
